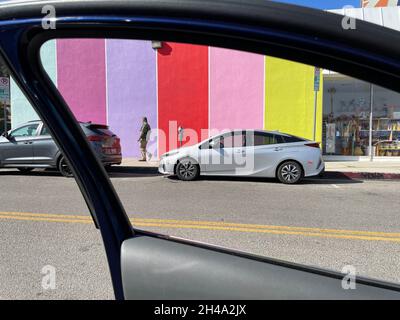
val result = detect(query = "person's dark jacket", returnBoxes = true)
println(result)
[139,123,151,141]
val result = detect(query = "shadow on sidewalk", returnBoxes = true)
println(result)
[106,165,160,178]
[166,173,363,185]
[0,166,161,178]
[0,167,364,184]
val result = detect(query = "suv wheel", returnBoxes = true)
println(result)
[58,156,73,177]
[277,161,303,184]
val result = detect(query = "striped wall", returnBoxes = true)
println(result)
[10,40,57,128]
[264,57,323,143]
[209,47,265,132]
[10,39,321,158]
[157,42,209,156]
[106,40,157,158]
[57,39,107,125]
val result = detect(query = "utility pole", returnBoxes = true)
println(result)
[369,84,374,161]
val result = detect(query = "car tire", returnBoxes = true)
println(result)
[176,159,200,181]
[58,156,73,178]
[18,168,33,173]
[277,161,303,184]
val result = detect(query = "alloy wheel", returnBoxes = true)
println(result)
[176,160,199,181]
[278,161,302,184]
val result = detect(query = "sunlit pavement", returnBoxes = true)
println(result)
[0,168,399,299]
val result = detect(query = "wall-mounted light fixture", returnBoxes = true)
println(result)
[151,41,163,50]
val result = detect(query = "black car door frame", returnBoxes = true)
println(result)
[2,0,400,299]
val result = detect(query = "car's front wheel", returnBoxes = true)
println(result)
[58,156,73,178]
[277,161,303,184]
[176,159,200,181]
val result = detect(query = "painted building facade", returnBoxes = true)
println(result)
[7,6,400,160]
[10,40,322,159]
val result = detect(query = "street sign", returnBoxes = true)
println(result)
[314,68,320,92]
[0,77,10,104]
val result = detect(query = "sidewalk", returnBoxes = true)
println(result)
[324,161,400,180]
[120,158,400,180]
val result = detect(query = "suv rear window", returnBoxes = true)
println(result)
[82,123,115,136]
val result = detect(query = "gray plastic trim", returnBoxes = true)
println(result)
[121,236,400,300]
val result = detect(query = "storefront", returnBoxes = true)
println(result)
[322,74,400,159]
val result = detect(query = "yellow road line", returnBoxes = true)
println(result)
[135,222,400,243]
[0,211,399,243]
[132,218,400,238]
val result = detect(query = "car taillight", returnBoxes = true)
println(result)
[87,135,103,142]
[114,137,121,147]
[305,142,320,148]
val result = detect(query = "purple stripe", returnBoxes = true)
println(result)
[106,40,157,158]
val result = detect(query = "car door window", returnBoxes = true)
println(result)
[10,124,38,138]
[252,132,280,146]
[33,34,400,292]
[39,125,50,136]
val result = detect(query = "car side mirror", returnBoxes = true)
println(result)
[209,140,216,148]
[2,131,10,139]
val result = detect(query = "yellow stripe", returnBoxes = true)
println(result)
[0,211,399,243]
[131,218,400,238]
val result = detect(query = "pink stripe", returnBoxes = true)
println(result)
[210,47,264,131]
[57,39,107,124]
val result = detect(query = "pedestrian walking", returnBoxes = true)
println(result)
[138,117,152,161]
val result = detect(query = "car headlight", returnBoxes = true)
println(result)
[161,150,180,159]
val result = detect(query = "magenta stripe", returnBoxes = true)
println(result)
[57,39,107,124]
[210,47,264,131]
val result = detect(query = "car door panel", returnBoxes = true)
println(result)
[0,136,34,165]
[33,135,59,166]
[121,235,400,300]
[203,148,237,174]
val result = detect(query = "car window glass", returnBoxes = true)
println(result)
[10,124,38,137]
[40,125,50,136]
[253,132,278,146]
[0,47,114,299]
[37,37,400,288]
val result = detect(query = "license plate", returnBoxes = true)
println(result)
[104,148,117,155]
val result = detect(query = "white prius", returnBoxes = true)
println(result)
[159,130,325,184]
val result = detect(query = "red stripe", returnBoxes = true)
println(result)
[157,42,209,154]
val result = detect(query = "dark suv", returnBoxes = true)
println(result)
[0,120,122,177]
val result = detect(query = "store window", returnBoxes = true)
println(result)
[371,86,400,157]
[322,75,400,157]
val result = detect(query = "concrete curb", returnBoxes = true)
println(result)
[323,171,400,180]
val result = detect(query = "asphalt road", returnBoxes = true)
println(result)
[0,167,399,299]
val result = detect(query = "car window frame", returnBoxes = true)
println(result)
[9,123,39,139]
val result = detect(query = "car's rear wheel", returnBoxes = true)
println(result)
[58,156,73,177]
[176,159,200,181]
[17,168,33,173]
[277,161,303,184]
